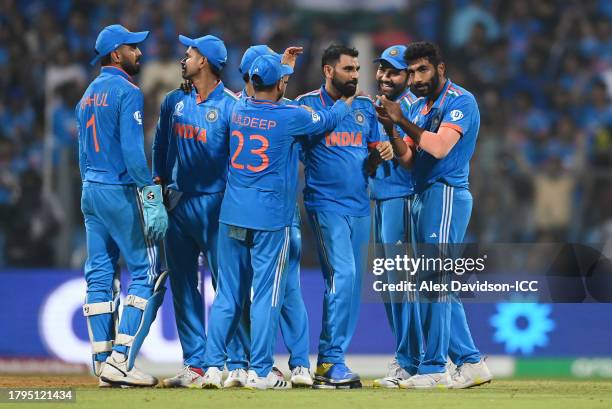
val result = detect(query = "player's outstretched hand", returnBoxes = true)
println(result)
[281,46,304,69]
[141,185,169,242]
[374,104,394,131]
[180,80,193,94]
[377,95,404,123]
[377,141,394,161]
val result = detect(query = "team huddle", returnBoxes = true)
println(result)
[75,24,493,390]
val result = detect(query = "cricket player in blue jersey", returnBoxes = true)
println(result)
[76,24,168,387]
[238,44,313,387]
[370,45,424,388]
[376,41,492,389]
[202,54,355,390]
[151,34,251,388]
[296,44,393,389]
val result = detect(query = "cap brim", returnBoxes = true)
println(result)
[90,53,103,66]
[179,35,196,47]
[373,57,407,70]
[125,30,150,45]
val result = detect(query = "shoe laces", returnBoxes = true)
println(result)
[387,359,402,377]
[230,368,246,378]
[293,366,307,376]
[451,365,462,380]
[178,365,195,378]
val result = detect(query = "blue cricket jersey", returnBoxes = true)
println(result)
[297,86,382,217]
[238,90,302,228]
[219,97,350,231]
[75,66,152,188]
[405,79,480,193]
[369,89,416,200]
[152,81,237,194]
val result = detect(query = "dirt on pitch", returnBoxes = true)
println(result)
[0,375,98,388]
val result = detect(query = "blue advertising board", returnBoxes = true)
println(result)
[1,269,611,365]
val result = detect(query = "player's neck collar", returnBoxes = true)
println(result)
[319,85,336,107]
[194,80,223,104]
[101,65,134,83]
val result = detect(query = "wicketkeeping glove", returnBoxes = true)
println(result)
[140,185,168,242]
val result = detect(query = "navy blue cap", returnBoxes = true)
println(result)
[240,45,279,74]
[90,24,149,66]
[373,45,408,70]
[249,54,293,87]
[179,34,227,71]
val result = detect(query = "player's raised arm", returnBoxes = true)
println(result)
[375,97,416,168]
[378,94,461,160]
[281,46,304,69]
[288,98,353,141]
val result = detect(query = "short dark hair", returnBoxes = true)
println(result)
[321,44,359,69]
[404,41,443,67]
[242,73,250,83]
[209,62,222,78]
[251,74,277,92]
[100,53,112,66]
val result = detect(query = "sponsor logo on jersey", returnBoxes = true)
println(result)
[450,109,464,121]
[174,101,184,117]
[133,110,142,125]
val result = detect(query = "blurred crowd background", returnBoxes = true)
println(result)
[0,0,611,268]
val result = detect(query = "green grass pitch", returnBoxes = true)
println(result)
[3,379,611,409]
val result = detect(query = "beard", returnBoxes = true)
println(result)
[378,79,408,100]
[121,58,141,76]
[331,75,357,98]
[410,72,439,98]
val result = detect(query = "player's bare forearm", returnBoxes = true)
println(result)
[387,127,406,156]
[396,116,425,144]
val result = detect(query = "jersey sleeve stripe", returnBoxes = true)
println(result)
[439,122,463,135]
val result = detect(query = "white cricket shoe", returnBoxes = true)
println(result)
[99,351,158,387]
[202,367,223,389]
[161,365,203,388]
[451,359,493,388]
[245,369,291,390]
[224,368,248,388]
[290,366,313,387]
[399,371,452,389]
[373,359,411,389]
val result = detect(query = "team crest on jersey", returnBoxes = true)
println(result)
[174,101,184,117]
[450,109,464,121]
[354,111,365,125]
[206,109,219,122]
[133,110,142,125]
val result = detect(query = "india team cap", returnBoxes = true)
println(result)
[90,24,150,66]
[248,54,293,86]
[179,34,228,71]
[239,45,279,74]
[373,45,408,70]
